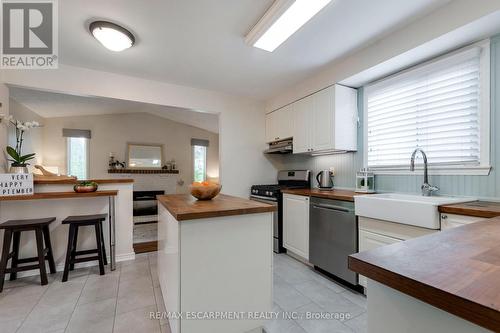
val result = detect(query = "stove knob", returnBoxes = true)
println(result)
[266,191,270,196]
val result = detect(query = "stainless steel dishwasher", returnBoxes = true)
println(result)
[309,197,358,285]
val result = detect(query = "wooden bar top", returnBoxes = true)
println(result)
[349,217,500,331]
[157,194,276,221]
[281,188,369,202]
[0,191,118,201]
[439,200,500,218]
[34,178,134,185]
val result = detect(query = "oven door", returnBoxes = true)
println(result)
[250,195,279,252]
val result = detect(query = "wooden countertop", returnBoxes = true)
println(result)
[34,178,134,185]
[157,194,276,221]
[439,201,500,218]
[0,191,118,201]
[348,217,500,331]
[281,188,369,202]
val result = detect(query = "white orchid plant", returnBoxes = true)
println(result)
[0,114,41,167]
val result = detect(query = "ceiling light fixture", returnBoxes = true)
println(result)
[89,21,135,52]
[246,0,332,52]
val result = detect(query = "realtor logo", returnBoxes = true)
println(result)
[1,0,58,69]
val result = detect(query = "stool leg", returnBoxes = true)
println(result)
[70,226,79,271]
[9,231,20,281]
[62,225,75,282]
[42,226,56,274]
[95,223,105,276]
[0,229,13,292]
[35,228,48,286]
[100,222,107,266]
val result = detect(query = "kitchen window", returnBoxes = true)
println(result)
[192,138,209,182]
[364,40,491,175]
[64,129,91,180]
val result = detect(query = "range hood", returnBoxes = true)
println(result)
[264,139,293,154]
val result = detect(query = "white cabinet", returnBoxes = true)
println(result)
[440,213,485,230]
[358,229,401,288]
[292,84,357,154]
[283,194,309,260]
[265,104,293,143]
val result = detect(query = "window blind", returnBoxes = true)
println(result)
[366,48,481,168]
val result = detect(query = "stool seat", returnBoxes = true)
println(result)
[62,214,108,282]
[0,217,56,229]
[0,217,57,292]
[62,214,107,224]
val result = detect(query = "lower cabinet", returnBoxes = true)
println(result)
[283,194,309,260]
[440,213,485,230]
[357,216,437,289]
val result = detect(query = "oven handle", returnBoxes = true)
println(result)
[250,195,278,203]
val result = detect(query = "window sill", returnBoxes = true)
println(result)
[370,165,492,176]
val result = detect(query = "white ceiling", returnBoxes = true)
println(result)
[9,87,220,133]
[59,0,450,100]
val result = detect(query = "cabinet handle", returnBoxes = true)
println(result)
[441,215,448,220]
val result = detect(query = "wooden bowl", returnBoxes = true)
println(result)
[189,184,221,200]
[74,183,98,193]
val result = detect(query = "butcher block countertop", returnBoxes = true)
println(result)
[0,190,118,201]
[349,216,500,332]
[34,178,134,185]
[281,188,369,202]
[439,200,500,218]
[157,194,276,221]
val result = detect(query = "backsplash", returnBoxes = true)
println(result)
[267,35,500,200]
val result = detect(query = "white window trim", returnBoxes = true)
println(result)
[363,39,491,176]
[67,137,90,179]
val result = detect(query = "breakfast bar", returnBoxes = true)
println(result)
[156,194,275,333]
[0,179,134,276]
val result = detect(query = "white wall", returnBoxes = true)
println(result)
[8,99,44,169]
[40,112,219,193]
[266,0,500,111]
[1,65,276,197]
[0,84,9,172]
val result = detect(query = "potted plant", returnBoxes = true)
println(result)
[0,114,41,174]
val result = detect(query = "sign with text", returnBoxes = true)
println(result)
[1,0,58,69]
[0,173,34,196]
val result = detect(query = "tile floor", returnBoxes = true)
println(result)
[0,252,366,333]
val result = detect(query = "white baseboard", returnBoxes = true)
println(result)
[7,252,137,280]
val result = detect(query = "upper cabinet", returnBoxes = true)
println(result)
[265,104,294,143]
[266,84,358,154]
[295,84,357,154]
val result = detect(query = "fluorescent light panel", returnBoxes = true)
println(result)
[251,0,332,52]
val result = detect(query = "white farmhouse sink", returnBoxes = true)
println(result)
[354,193,475,229]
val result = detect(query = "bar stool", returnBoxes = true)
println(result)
[0,217,57,292]
[62,214,108,282]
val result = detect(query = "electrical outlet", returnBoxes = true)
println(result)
[329,167,335,173]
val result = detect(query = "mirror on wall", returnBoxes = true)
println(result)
[127,143,163,169]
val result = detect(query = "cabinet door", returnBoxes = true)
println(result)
[283,194,310,260]
[311,86,334,152]
[293,96,312,153]
[358,229,402,288]
[277,104,293,140]
[440,213,485,230]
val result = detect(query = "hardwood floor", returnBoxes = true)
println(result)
[133,241,158,254]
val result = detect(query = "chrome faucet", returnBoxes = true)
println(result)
[410,148,439,196]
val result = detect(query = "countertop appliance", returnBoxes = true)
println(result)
[316,170,334,190]
[250,170,311,253]
[309,197,358,285]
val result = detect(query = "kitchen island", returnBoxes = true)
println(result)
[157,194,275,333]
[349,216,500,333]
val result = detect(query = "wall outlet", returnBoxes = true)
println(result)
[329,167,335,173]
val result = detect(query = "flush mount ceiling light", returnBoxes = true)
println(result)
[246,0,332,52]
[89,21,135,52]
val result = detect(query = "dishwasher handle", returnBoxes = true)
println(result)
[311,203,353,213]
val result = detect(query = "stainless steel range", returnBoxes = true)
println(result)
[250,170,311,253]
